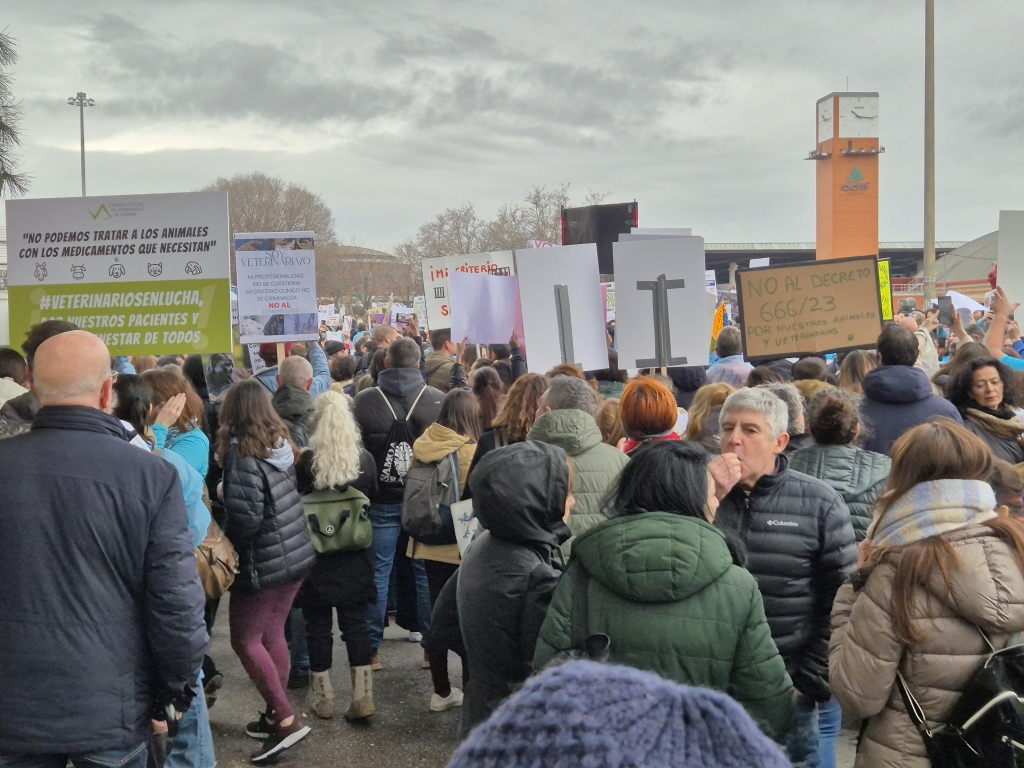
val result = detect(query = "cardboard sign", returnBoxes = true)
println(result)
[735,256,883,361]
[515,243,609,373]
[235,231,318,343]
[5,191,232,355]
[612,236,710,369]
[420,251,516,329]
[999,211,1024,310]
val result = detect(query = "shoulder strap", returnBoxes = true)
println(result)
[570,563,590,651]
[376,387,399,420]
[406,387,427,422]
[895,671,934,740]
[448,453,461,503]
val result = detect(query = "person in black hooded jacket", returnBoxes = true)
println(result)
[219,379,316,762]
[456,441,575,738]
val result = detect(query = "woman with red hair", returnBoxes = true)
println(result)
[617,377,681,454]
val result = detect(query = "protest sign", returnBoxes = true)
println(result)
[945,290,986,314]
[420,251,516,329]
[630,228,692,236]
[877,259,893,321]
[448,272,519,345]
[602,282,616,322]
[390,304,414,327]
[318,303,336,324]
[5,191,232,355]
[235,232,317,343]
[613,236,710,370]
[705,270,717,295]
[515,244,609,373]
[735,255,883,361]
[749,257,770,268]
[999,211,1024,310]
[412,296,427,327]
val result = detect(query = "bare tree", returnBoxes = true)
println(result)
[0,29,29,198]
[317,243,417,316]
[200,172,337,244]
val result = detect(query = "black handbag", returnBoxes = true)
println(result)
[896,630,1024,768]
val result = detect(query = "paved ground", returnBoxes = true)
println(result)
[207,606,857,767]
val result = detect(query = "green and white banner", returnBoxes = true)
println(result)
[5,191,232,355]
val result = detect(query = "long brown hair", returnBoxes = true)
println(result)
[491,373,548,443]
[838,349,878,394]
[216,379,294,464]
[685,383,734,441]
[874,419,1024,644]
[472,366,504,435]
[437,389,482,442]
[142,368,205,432]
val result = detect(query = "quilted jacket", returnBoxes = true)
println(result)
[222,441,315,593]
[830,524,1024,768]
[788,444,891,541]
[527,409,629,545]
[533,512,796,741]
[715,453,857,702]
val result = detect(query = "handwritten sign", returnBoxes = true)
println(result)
[878,259,893,321]
[735,256,883,361]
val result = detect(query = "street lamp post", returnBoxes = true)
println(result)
[67,92,95,197]
[923,0,936,304]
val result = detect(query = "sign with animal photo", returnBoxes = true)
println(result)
[234,231,318,343]
[735,255,883,361]
[5,191,232,355]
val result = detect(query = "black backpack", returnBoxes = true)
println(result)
[402,452,460,545]
[374,387,427,493]
[897,629,1024,768]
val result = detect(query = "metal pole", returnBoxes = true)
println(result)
[79,92,86,197]
[923,0,936,304]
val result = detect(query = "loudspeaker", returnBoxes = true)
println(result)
[561,202,638,274]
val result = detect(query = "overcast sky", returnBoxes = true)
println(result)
[4,0,1023,247]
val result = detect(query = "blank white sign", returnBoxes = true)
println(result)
[515,243,609,373]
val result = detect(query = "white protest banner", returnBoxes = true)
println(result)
[420,251,516,329]
[750,257,770,268]
[999,211,1024,311]
[235,232,318,343]
[412,296,427,327]
[612,236,710,369]
[390,304,414,327]
[630,228,692,236]
[5,191,232,355]
[248,343,268,373]
[449,272,519,345]
[515,243,609,372]
[945,290,986,314]
[318,303,336,324]
[705,270,717,295]
[451,500,478,557]
[602,282,616,322]
[527,240,555,248]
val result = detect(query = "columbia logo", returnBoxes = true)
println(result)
[766,520,798,527]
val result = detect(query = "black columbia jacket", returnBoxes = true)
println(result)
[0,407,207,754]
[715,453,856,702]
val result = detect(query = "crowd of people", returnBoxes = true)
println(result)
[4,286,1024,768]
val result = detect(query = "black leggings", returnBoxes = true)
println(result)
[304,602,373,671]
[423,560,466,696]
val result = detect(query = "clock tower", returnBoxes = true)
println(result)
[810,92,882,260]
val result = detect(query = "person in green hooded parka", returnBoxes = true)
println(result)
[533,440,796,741]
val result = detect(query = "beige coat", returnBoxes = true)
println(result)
[406,423,476,566]
[829,524,1024,768]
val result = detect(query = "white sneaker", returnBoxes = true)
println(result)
[430,687,464,712]
[408,631,423,643]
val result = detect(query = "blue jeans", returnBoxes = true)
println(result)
[0,741,147,768]
[165,686,216,768]
[286,607,309,673]
[786,696,821,768]
[366,502,404,653]
[817,697,842,768]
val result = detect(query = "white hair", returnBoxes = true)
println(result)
[279,355,313,387]
[720,387,789,439]
[755,382,804,434]
[309,390,363,490]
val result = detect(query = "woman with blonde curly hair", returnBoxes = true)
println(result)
[684,382,735,454]
[466,373,549,479]
[295,390,378,722]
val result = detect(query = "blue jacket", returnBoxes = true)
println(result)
[254,342,331,396]
[152,424,210,478]
[0,407,207,753]
[860,365,963,456]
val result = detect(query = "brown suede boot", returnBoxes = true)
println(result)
[344,665,376,721]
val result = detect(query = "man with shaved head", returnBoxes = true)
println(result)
[0,330,208,765]
[273,354,316,449]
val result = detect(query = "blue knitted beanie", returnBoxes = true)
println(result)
[448,661,791,768]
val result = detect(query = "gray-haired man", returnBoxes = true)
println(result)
[714,387,856,767]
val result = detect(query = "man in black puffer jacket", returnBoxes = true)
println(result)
[352,337,443,664]
[0,331,207,764]
[714,387,856,767]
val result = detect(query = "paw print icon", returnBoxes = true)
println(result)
[185,261,202,276]
[109,263,126,278]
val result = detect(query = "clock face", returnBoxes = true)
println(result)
[817,98,834,143]
[838,95,879,138]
